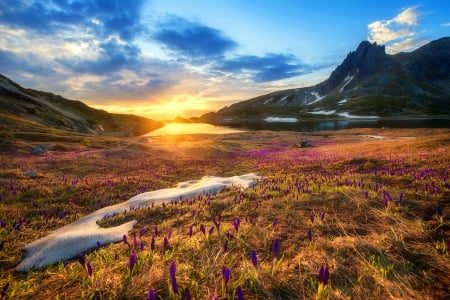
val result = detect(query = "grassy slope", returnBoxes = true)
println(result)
[0,128,449,299]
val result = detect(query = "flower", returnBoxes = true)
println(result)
[188,225,193,238]
[164,237,169,251]
[251,250,258,268]
[129,250,137,272]
[308,229,312,241]
[320,212,326,222]
[170,261,178,294]
[148,289,156,300]
[200,224,206,235]
[86,262,93,276]
[273,238,280,258]
[318,265,330,284]
[185,288,192,300]
[222,266,231,285]
[77,253,85,267]
[236,286,244,300]
[151,236,155,251]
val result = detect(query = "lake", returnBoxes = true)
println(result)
[145,123,245,136]
[146,119,450,136]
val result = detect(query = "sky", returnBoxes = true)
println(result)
[0,1,449,120]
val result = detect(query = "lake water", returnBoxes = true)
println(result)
[146,119,450,136]
[145,123,245,136]
[230,118,450,132]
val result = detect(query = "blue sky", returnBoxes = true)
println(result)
[0,1,449,119]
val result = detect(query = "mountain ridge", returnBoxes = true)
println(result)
[201,37,450,124]
[0,74,162,138]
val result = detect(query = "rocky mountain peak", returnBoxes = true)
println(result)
[322,41,394,93]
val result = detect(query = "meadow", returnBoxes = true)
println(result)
[0,128,449,299]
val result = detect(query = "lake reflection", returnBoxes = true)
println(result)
[145,123,245,136]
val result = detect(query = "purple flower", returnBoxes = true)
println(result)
[232,218,241,232]
[222,266,231,285]
[318,265,330,284]
[200,224,206,235]
[154,226,159,236]
[208,226,214,235]
[272,218,278,228]
[185,288,192,300]
[77,253,86,267]
[189,225,193,238]
[251,250,258,268]
[140,227,147,237]
[151,236,155,251]
[226,232,235,240]
[236,286,244,300]
[435,206,443,216]
[213,217,220,230]
[320,212,326,222]
[148,289,156,300]
[223,240,228,252]
[96,241,101,249]
[273,238,280,258]
[129,250,137,272]
[86,262,93,276]
[310,213,314,223]
[170,261,178,294]
[308,229,312,241]
[133,233,138,248]
[164,237,169,251]
[123,234,130,247]
[140,241,144,251]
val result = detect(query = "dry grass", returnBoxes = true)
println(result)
[0,128,449,299]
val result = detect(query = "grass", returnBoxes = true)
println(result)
[0,128,449,299]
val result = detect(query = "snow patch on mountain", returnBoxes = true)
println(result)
[336,112,379,119]
[339,75,354,94]
[308,92,327,105]
[308,110,336,115]
[264,117,298,123]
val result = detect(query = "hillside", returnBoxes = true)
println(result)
[202,37,450,124]
[0,74,162,139]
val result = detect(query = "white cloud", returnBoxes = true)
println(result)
[386,37,429,54]
[442,22,450,27]
[367,7,426,53]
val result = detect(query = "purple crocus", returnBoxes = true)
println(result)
[170,261,178,294]
[133,233,138,249]
[86,262,93,276]
[318,265,330,284]
[189,225,193,238]
[320,212,326,222]
[222,266,231,285]
[223,240,229,252]
[251,250,258,268]
[129,250,137,272]
[77,253,86,267]
[148,289,156,300]
[200,224,206,235]
[151,236,155,251]
[96,240,101,249]
[140,227,147,237]
[232,218,241,232]
[164,237,169,251]
[185,288,192,300]
[236,286,244,300]
[140,241,145,251]
[208,226,215,235]
[123,234,130,247]
[273,238,280,258]
[308,229,312,241]
[310,213,314,223]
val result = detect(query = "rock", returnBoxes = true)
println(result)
[298,140,313,148]
[31,145,48,155]
[1,138,12,144]
[24,170,38,178]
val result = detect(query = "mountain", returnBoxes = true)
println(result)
[0,74,162,137]
[202,37,450,124]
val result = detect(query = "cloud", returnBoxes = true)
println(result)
[0,0,145,41]
[367,7,427,53]
[442,22,450,27]
[153,16,238,61]
[218,53,312,82]
[57,40,141,75]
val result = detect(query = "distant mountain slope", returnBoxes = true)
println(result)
[202,37,450,123]
[0,74,162,136]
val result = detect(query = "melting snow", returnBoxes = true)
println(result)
[264,117,298,123]
[308,92,327,105]
[339,75,354,94]
[16,174,260,271]
[308,110,336,115]
[337,112,379,119]
[338,98,348,105]
[264,97,273,105]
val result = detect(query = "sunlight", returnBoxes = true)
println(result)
[145,123,244,136]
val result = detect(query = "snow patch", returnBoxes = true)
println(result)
[264,117,298,123]
[308,91,327,105]
[277,95,289,105]
[264,97,273,105]
[308,110,336,115]
[338,98,348,105]
[16,174,260,271]
[339,75,354,94]
[337,112,379,119]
